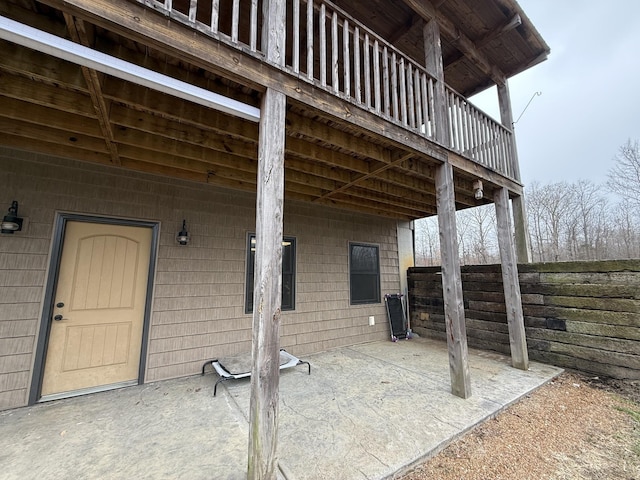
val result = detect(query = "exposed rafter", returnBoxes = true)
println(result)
[64,13,120,165]
[402,0,507,86]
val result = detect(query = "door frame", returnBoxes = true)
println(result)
[29,213,160,405]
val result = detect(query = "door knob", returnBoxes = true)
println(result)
[54,315,63,321]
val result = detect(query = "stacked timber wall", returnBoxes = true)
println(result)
[408,261,640,379]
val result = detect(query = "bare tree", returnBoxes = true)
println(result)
[526,182,573,261]
[568,180,608,260]
[413,149,640,264]
[526,182,547,262]
[610,199,639,259]
[607,139,640,208]
[464,205,498,264]
[414,217,440,266]
[455,210,473,265]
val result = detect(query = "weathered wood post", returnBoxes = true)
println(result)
[248,0,286,479]
[425,17,471,398]
[498,80,532,263]
[423,19,448,146]
[436,162,472,398]
[494,187,529,370]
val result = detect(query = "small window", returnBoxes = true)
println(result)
[349,243,381,305]
[245,234,296,313]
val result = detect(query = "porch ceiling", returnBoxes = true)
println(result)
[0,0,509,221]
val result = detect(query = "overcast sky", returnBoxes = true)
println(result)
[470,1,640,188]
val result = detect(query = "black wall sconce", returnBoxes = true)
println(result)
[176,219,190,246]
[1,201,23,234]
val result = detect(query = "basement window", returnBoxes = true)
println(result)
[349,243,381,305]
[245,234,296,314]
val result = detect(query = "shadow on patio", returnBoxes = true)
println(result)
[0,338,561,480]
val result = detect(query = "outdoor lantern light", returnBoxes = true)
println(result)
[1,201,23,234]
[473,180,484,200]
[176,219,190,245]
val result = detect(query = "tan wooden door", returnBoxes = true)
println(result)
[41,221,152,397]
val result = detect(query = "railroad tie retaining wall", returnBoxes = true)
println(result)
[408,261,640,379]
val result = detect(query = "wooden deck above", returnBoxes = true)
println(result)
[0,0,547,220]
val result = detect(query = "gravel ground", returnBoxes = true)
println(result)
[398,372,640,480]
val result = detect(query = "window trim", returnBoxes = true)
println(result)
[349,242,381,305]
[245,233,296,314]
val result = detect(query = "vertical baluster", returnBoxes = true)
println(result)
[461,101,469,155]
[491,124,499,170]
[399,58,407,126]
[332,12,339,92]
[476,109,484,161]
[391,52,398,121]
[250,0,258,51]
[509,131,516,177]
[354,26,361,103]
[343,19,350,97]
[166,0,173,11]
[467,103,475,156]
[499,127,505,173]
[188,0,197,23]
[382,46,390,116]
[498,129,507,175]
[407,63,415,128]
[482,115,494,168]
[485,120,492,167]
[414,70,423,133]
[364,34,371,108]
[450,95,458,151]
[427,78,435,137]
[319,4,326,86]
[211,0,219,33]
[490,122,497,169]
[373,40,381,113]
[420,74,429,136]
[462,101,469,153]
[473,109,481,162]
[306,0,314,80]
[480,116,488,166]
[495,127,503,173]
[292,0,299,67]
[508,132,514,177]
[491,122,504,172]
[447,91,455,149]
[456,97,464,152]
[466,106,473,158]
[231,0,239,44]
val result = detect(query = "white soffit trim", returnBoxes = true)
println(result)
[0,15,261,123]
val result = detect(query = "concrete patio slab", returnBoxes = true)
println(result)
[0,338,562,480]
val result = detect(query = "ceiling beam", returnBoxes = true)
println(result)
[0,15,261,122]
[316,152,415,201]
[475,14,522,50]
[64,13,120,165]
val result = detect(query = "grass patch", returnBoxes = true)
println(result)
[615,403,640,423]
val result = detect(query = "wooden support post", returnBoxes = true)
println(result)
[423,19,449,147]
[512,195,532,263]
[498,80,532,263]
[248,86,286,480]
[494,187,529,370]
[435,162,471,399]
[248,1,286,479]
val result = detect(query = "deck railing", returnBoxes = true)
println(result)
[446,87,516,179]
[134,0,518,180]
